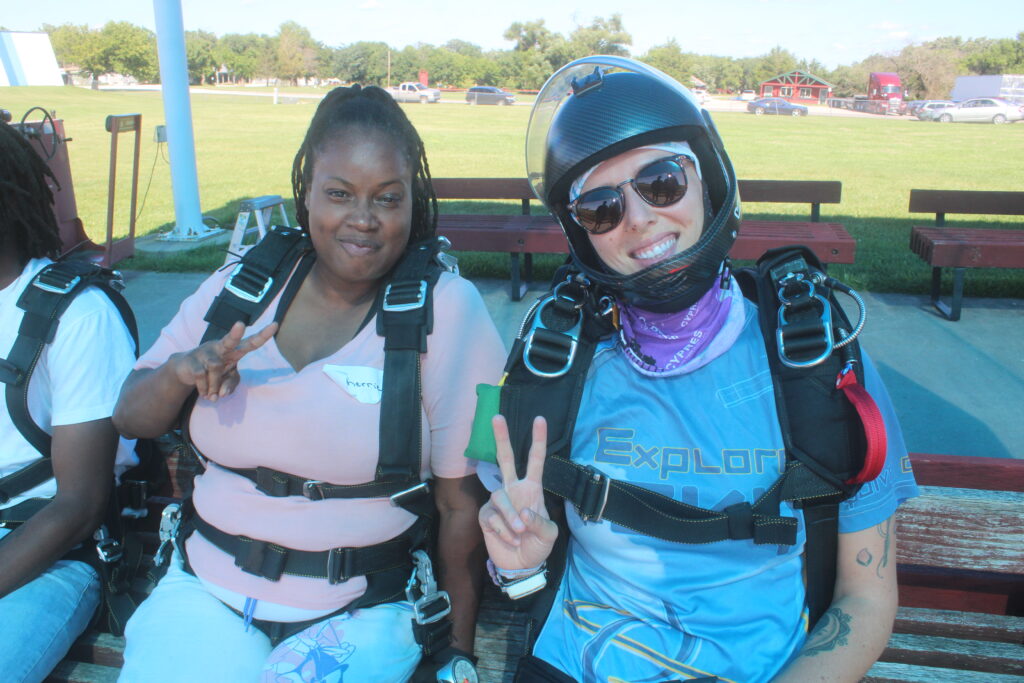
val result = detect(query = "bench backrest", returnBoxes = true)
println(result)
[738,180,842,221]
[432,178,536,215]
[432,177,844,221]
[909,189,1024,226]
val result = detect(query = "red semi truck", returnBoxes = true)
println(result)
[827,72,904,115]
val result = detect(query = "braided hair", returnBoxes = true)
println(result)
[291,84,438,244]
[0,122,62,263]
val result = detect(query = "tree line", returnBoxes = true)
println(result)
[40,18,1024,99]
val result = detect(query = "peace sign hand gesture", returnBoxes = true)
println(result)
[478,415,558,571]
[172,321,278,401]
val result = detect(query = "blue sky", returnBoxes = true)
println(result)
[2,0,1021,69]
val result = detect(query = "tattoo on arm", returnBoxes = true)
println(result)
[853,518,893,575]
[801,607,852,657]
[876,518,892,578]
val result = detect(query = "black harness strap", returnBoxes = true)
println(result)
[213,464,424,501]
[187,511,423,584]
[201,227,309,344]
[539,455,800,545]
[0,260,139,504]
[376,242,439,488]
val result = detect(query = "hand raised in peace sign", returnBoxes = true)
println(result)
[478,415,559,571]
[172,321,278,401]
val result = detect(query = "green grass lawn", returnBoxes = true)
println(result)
[3,86,1022,296]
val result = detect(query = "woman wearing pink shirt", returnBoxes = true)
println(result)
[113,85,504,682]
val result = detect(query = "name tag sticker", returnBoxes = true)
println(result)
[323,365,383,404]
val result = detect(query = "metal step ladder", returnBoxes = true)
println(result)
[225,195,290,264]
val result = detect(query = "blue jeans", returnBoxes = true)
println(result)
[0,530,101,683]
[120,550,421,682]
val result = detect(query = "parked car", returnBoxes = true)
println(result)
[466,86,516,106]
[914,100,956,120]
[925,97,1024,124]
[737,90,757,101]
[747,97,809,116]
[387,82,441,103]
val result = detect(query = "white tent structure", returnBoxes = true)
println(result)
[0,31,64,87]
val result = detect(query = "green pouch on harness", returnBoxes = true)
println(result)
[463,383,501,463]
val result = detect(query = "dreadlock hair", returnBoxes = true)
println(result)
[0,122,62,263]
[291,84,438,244]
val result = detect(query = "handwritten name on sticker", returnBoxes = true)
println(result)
[323,365,384,404]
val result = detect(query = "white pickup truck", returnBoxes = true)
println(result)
[388,82,442,103]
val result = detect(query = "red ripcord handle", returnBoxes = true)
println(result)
[837,366,887,484]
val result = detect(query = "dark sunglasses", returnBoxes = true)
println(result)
[568,154,692,234]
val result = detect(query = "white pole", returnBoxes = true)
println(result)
[152,0,218,240]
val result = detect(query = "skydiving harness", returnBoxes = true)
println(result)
[0,258,164,635]
[155,225,457,650]
[488,246,886,644]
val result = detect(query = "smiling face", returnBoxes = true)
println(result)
[581,147,705,276]
[304,127,413,293]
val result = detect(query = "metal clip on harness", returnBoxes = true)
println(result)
[521,278,585,378]
[154,502,183,567]
[775,270,866,369]
[406,549,452,626]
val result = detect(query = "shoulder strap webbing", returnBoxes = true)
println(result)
[0,260,139,504]
[376,240,441,492]
[201,226,309,344]
[735,245,873,628]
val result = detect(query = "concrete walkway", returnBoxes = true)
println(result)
[120,270,1024,459]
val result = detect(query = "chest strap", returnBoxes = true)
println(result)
[186,510,424,584]
[0,260,138,504]
[539,454,835,545]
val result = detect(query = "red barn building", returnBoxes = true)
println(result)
[759,70,832,103]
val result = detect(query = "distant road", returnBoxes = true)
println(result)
[95,85,913,118]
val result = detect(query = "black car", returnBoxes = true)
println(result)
[466,86,516,106]
[747,97,808,116]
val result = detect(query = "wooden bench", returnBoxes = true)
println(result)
[908,189,1024,321]
[51,453,1019,683]
[433,177,854,300]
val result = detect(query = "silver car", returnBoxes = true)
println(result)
[914,100,955,120]
[929,97,1024,124]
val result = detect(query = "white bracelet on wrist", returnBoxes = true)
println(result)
[486,559,548,599]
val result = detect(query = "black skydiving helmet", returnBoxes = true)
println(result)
[526,56,741,312]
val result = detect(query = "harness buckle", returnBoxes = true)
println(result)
[32,272,81,295]
[302,480,325,500]
[93,527,123,564]
[382,281,428,312]
[224,263,273,304]
[406,549,452,625]
[154,502,182,567]
[522,283,584,379]
[389,481,430,508]
[775,274,834,369]
[326,547,355,585]
[576,466,611,523]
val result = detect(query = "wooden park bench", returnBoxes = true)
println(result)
[433,177,854,300]
[908,189,1024,321]
[48,453,1022,683]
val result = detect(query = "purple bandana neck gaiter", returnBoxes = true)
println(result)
[618,277,743,377]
